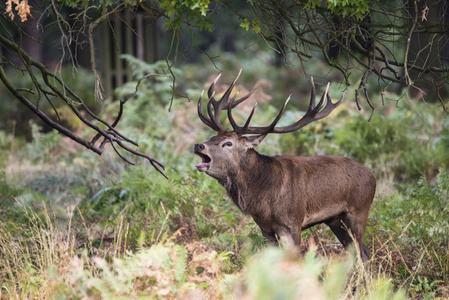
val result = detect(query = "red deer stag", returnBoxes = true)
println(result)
[194,70,376,262]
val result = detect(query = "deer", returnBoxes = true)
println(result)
[193,70,376,263]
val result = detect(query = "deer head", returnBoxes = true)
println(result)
[194,69,343,181]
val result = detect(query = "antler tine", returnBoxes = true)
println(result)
[198,90,221,131]
[242,103,257,132]
[206,74,225,131]
[308,77,316,111]
[206,91,224,131]
[267,83,342,134]
[209,69,242,113]
[230,89,255,109]
[208,73,222,99]
[219,69,242,109]
[239,81,342,135]
[317,91,344,118]
[307,78,328,114]
[227,94,241,132]
[263,94,292,132]
[199,69,254,132]
[227,94,258,134]
[312,82,329,114]
[206,71,241,131]
[230,94,291,135]
[212,70,242,129]
[220,69,254,110]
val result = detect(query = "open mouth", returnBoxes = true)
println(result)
[195,152,211,169]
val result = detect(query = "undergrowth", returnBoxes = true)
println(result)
[1,59,448,298]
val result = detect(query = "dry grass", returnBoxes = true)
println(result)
[0,203,411,300]
[2,170,447,299]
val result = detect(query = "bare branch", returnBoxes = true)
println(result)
[404,0,419,87]
[0,11,167,178]
[215,0,449,109]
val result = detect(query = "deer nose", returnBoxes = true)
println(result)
[194,143,205,152]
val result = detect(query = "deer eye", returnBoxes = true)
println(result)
[222,141,233,147]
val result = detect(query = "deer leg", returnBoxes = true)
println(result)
[260,230,279,245]
[327,218,352,248]
[275,226,301,249]
[276,230,295,248]
[345,212,371,263]
[326,215,370,263]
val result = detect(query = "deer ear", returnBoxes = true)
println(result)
[244,134,267,148]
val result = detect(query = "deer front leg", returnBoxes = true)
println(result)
[276,230,295,248]
[253,217,279,245]
[255,219,301,248]
[276,226,301,249]
[260,229,279,245]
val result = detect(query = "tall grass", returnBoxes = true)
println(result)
[0,202,76,298]
[1,58,448,298]
[0,200,410,299]
[1,172,448,298]
[0,200,406,299]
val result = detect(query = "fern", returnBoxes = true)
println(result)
[436,165,449,205]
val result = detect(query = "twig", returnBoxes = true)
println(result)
[355,70,375,124]
[0,25,167,178]
[88,4,124,102]
[0,65,101,155]
[403,0,418,86]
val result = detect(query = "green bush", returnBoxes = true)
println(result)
[377,167,449,243]
[321,105,448,182]
[370,166,449,296]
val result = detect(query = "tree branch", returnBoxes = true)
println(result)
[0,16,167,178]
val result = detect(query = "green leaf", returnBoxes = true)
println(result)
[240,19,251,31]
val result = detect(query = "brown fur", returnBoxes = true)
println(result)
[195,131,376,262]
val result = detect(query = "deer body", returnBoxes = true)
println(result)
[194,72,376,262]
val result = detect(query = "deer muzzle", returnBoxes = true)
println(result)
[194,143,211,171]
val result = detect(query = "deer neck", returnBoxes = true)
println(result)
[220,149,275,213]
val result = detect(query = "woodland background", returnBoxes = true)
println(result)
[1,0,449,298]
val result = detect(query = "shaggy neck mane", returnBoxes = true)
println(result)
[221,149,277,214]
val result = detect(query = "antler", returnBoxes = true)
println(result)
[197,69,254,132]
[231,77,344,135]
[198,71,344,135]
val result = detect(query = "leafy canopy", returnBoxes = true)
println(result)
[158,0,372,31]
[159,0,214,31]
[305,0,372,20]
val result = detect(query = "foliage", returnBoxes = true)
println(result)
[63,242,230,299]
[0,200,411,299]
[305,0,371,20]
[115,56,181,119]
[160,0,449,108]
[331,108,444,181]
[159,0,373,31]
[1,63,449,298]
[0,66,96,135]
[390,169,449,242]
[2,0,449,185]
[0,0,168,176]
[159,0,214,31]
[3,0,449,183]
[368,167,449,297]
[21,122,62,163]
[235,247,407,300]
[279,102,449,182]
